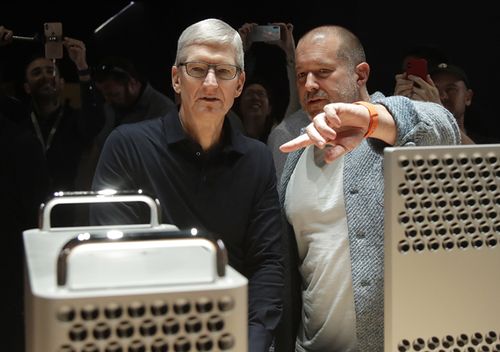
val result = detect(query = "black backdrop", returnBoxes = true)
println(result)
[2,0,499,140]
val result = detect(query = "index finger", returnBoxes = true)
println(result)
[279,133,313,153]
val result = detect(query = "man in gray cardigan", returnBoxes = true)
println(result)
[274,25,460,352]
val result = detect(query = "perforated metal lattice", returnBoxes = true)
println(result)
[55,295,237,352]
[395,151,500,253]
[397,331,500,352]
[384,145,500,352]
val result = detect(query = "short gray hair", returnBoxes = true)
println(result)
[174,18,244,70]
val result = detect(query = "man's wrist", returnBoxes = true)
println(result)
[354,101,379,138]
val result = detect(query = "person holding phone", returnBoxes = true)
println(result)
[393,45,447,102]
[393,46,476,144]
[17,36,105,207]
[233,75,276,142]
[238,22,301,122]
[430,63,481,144]
[0,26,50,352]
[394,58,442,103]
[2,25,99,344]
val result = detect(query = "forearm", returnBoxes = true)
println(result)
[284,58,301,118]
[247,259,283,352]
[365,103,397,145]
[372,95,461,146]
[246,169,284,351]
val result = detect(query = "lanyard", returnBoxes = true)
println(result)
[31,108,63,153]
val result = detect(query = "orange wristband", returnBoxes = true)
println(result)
[354,101,378,138]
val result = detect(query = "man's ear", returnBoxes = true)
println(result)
[24,82,31,95]
[234,71,245,98]
[465,88,474,107]
[355,62,370,87]
[127,78,141,95]
[172,66,181,94]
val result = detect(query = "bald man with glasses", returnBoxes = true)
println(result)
[91,18,284,352]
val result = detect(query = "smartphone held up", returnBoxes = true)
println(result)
[405,58,428,80]
[44,22,63,59]
[249,25,281,42]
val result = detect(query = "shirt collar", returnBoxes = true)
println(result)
[162,109,251,156]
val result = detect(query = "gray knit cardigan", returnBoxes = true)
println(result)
[275,93,460,352]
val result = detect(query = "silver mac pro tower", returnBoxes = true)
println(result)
[23,192,248,352]
[384,144,500,352]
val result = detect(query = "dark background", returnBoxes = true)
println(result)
[2,0,499,140]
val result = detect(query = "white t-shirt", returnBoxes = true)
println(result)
[284,145,357,352]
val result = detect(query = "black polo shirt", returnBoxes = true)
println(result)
[91,109,283,351]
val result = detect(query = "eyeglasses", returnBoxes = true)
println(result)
[179,62,241,80]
